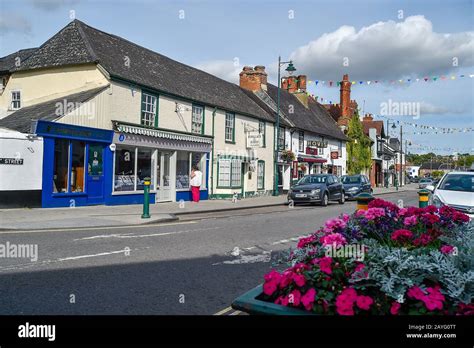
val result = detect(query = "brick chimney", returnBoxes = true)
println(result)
[363,113,373,121]
[239,66,268,92]
[297,75,306,92]
[286,76,297,93]
[338,74,352,127]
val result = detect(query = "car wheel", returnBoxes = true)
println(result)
[321,192,328,207]
[339,191,345,204]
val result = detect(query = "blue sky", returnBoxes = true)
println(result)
[1,0,473,154]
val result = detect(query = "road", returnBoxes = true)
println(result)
[0,191,418,315]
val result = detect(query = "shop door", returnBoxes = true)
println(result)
[87,144,105,205]
[156,151,172,202]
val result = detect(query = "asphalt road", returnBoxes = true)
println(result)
[0,191,418,315]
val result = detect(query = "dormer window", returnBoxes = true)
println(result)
[11,91,21,110]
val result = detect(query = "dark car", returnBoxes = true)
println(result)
[341,174,372,199]
[287,174,345,206]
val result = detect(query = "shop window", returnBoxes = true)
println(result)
[192,153,206,189]
[191,105,204,134]
[114,147,136,192]
[176,151,190,189]
[141,92,158,127]
[137,149,153,190]
[70,141,85,192]
[225,112,235,143]
[53,139,69,193]
[257,160,265,190]
[218,158,241,188]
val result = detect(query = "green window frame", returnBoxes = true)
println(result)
[259,121,266,147]
[225,112,235,143]
[257,160,265,190]
[217,158,241,188]
[141,91,159,127]
[191,104,205,135]
[278,126,285,150]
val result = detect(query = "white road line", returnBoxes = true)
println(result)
[0,220,197,234]
[57,249,129,261]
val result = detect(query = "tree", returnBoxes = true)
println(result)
[346,113,372,175]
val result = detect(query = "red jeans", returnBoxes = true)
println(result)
[191,186,200,202]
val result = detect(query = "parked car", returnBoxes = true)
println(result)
[341,174,372,199]
[288,174,345,206]
[428,172,474,219]
[419,178,434,189]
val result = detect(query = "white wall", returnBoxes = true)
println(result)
[0,130,43,191]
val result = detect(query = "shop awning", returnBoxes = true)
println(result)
[297,155,327,163]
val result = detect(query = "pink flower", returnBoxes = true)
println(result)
[356,295,373,310]
[407,286,425,300]
[413,233,432,246]
[279,271,293,288]
[390,302,401,315]
[352,263,368,279]
[398,208,409,216]
[288,289,302,306]
[317,256,333,275]
[365,207,386,220]
[335,288,358,315]
[323,218,347,233]
[440,245,455,254]
[297,235,316,249]
[404,215,418,226]
[341,214,350,222]
[320,233,347,247]
[301,288,317,311]
[292,273,306,287]
[263,270,282,295]
[423,286,445,311]
[391,229,413,242]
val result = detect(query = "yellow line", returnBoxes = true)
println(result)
[213,306,233,315]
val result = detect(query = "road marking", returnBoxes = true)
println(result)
[0,220,197,234]
[73,226,220,241]
[57,249,130,261]
[214,306,233,315]
[229,310,242,315]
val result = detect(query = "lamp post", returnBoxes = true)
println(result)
[273,56,296,196]
[385,120,397,187]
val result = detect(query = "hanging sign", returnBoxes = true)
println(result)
[0,158,23,165]
[306,147,319,155]
[331,151,339,159]
[246,132,263,148]
[307,140,328,148]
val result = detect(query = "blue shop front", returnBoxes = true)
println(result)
[36,120,114,208]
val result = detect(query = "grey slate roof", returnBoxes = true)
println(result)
[0,87,107,133]
[0,48,37,73]
[14,20,274,122]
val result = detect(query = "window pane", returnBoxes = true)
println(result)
[225,113,234,142]
[218,159,231,187]
[163,153,170,187]
[53,139,69,193]
[192,153,205,188]
[70,140,85,192]
[231,159,241,187]
[141,93,157,127]
[137,149,152,190]
[88,145,103,175]
[176,151,190,189]
[257,161,264,189]
[192,106,203,134]
[114,147,136,191]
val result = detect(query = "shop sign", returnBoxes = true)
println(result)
[307,140,328,148]
[0,158,23,165]
[246,132,263,148]
[306,147,318,155]
[292,161,298,178]
[331,151,339,159]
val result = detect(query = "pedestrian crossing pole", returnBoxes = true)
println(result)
[355,192,374,211]
[418,189,430,208]
[142,177,151,219]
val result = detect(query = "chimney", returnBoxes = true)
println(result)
[338,74,352,127]
[286,76,297,93]
[239,65,268,92]
[297,75,306,92]
[363,113,373,121]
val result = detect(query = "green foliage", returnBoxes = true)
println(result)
[431,170,444,178]
[346,112,372,175]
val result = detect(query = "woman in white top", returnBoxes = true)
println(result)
[190,165,202,202]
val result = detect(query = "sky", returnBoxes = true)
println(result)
[1,0,473,155]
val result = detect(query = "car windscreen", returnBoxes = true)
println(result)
[420,179,432,183]
[342,176,361,184]
[298,175,327,184]
[438,174,474,193]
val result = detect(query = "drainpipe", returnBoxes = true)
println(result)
[210,107,217,198]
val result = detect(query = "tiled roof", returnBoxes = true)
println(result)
[14,20,273,122]
[0,48,37,73]
[0,87,107,133]
[362,120,385,137]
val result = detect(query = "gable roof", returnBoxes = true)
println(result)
[14,20,273,122]
[0,48,37,73]
[264,84,347,141]
[0,86,107,133]
[362,120,385,137]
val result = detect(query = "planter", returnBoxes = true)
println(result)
[231,285,314,315]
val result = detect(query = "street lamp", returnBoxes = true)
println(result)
[384,121,397,188]
[273,57,296,196]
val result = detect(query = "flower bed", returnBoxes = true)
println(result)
[256,199,474,315]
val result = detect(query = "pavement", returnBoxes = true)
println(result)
[0,190,419,315]
[0,184,418,231]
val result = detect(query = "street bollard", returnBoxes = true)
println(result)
[355,192,374,211]
[141,177,151,219]
[418,189,430,208]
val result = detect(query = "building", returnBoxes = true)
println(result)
[323,74,359,131]
[239,66,348,193]
[362,114,386,187]
[406,165,421,178]
[0,20,276,207]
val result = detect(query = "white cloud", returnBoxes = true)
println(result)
[29,0,78,10]
[289,16,474,80]
[0,15,31,34]
[194,60,244,84]
[420,101,464,115]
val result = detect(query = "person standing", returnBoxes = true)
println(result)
[190,165,202,202]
